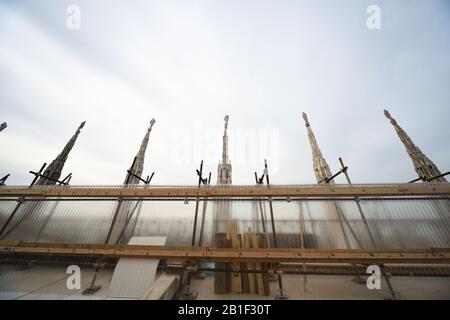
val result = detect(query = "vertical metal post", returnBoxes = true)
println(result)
[258,202,270,248]
[263,160,286,299]
[191,161,203,246]
[338,157,377,248]
[191,200,200,246]
[185,160,205,297]
[105,200,123,244]
[197,198,208,246]
[264,160,278,248]
[381,265,397,300]
[255,171,269,248]
[0,163,48,239]
[0,200,22,238]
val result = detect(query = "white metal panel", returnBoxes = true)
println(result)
[107,236,166,299]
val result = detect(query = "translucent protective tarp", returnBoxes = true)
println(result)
[1,196,449,249]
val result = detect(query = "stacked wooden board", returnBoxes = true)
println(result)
[213,222,270,296]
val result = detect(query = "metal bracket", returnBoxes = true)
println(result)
[29,163,72,186]
[196,160,211,186]
[409,170,450,183]
[126,156,155,185]
[0,174,10,186]
[186,264,199,273]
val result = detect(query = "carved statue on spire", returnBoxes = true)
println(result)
[384,110,395,123]
[302,112,310,127]
[384,109,446,182]
[149,118,155,131]
[0,122,7,132]
[218,115,231,184]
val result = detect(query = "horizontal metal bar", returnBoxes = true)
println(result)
[0,183,449,198]
[427,171,450,182]
[2,256,449,277]
[1,241,449,264]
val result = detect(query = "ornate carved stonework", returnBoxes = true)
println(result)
[384,110,446,182]
[217,115,232,184]
[36,121,85,185]
[124,118,155,184]
[302,112,333,184]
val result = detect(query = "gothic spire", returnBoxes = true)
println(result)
[384,109,446,182]
[222,114,229,165]
[125,118,155,184]
[302,112,334,184]
[217,115,232,184]
[36,121,85,185]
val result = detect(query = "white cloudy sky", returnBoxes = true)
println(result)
[0,0,449,185]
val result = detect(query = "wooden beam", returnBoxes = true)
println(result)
[228,221,242,293]
[0,183,449,199]
[213,233,228,294]
[1,241,449,264]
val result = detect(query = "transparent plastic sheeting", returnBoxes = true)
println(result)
[0,197,449,249]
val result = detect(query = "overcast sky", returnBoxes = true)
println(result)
[0,0,449,186]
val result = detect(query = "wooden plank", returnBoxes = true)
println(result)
[226,238,231,292]
[243,230,255,294]
[239,233,249,294]
[228,221,242,293]
[0,183,449,198]
[256,234,270,296]
[251,234,265,295]
[213,232,228,294]
[1,240,449,264]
